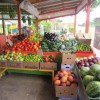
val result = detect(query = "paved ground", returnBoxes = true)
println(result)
[0,73,55,100]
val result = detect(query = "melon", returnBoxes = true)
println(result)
[83,75,95,86]
[86,81,100,98]
[89,64,100,80]
[79,67,90,77]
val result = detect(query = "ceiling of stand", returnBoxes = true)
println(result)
[29,0,82,15]
[27,0,90,20]
[0,0,95,20]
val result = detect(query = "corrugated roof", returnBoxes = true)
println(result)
[0,0,95,20]
[28,0,89,20]
[29,0,82,14]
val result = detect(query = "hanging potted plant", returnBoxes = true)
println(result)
[27,16,31,25]
[8,6,16,19]
[22,16,26,23]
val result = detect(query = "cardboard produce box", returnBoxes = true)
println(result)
[7,61,23,68]
[77,34,91,45]
[0,60,7,67]
[23,62,39,69]
[40,62,57,70]
[55,86,78,98]
[62,53,76,65]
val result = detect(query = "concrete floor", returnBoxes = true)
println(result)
[0,73,55,100]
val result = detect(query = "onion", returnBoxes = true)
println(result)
[85,62,90,67]
[89,62,94,66]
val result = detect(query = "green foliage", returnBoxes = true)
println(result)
[30,19,37,33]
[69,27,74,33]
[39,20,52,32]
[92,0,100,9]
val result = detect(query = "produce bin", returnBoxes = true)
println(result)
[55,85,78,98]
[76,51,96,57]
[7,61,23,68]
[23,62,39,69]
[40,62,57,70]
[11,50,36,54]
[43,52,61,56]
[62,53,76,65]
[0,60,7,67]
[75,66,100,100]
[77,34,91,45]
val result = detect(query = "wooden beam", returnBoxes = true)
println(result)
[40,4,79,14]
[17,4,21,34]
[36,17,39,32]
[85,0,91,33]
[31,0,48,4]
[37,1,80,9]
[74,9,77,36]
[40,7,76,15]
[12,0,19,4]
[38,2,80,11]
[39,13,75,21]
[1,14,5,35]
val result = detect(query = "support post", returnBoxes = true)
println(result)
[1,14,5,35]
[85,0,91,33]
[17,4,21,34]
[74,14,76,36]
[36,18,39,33]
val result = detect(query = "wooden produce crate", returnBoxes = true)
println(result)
[62,53,76,65]
[40,62,57,70]
[0,60,7,67]
[7,61,23,68]
[55,86,78,98]
[77,34,91,45]
[23,62,39,69]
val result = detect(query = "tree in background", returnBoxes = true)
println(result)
[92,0,100,9]
[39,20,52,32]
[69,27,74,33]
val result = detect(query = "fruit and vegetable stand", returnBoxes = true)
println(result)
[0,0,100,100]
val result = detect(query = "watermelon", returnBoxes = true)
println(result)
[80,67,90,77]
[83,75,95,86]
[86,81,100,98]
[89,64,100,80]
